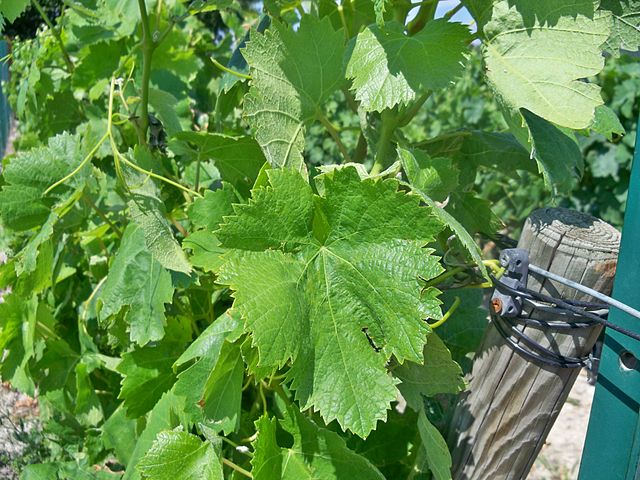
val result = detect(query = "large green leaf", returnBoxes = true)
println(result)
[483,0,610,129]
[242,15,345,169]
[129,194,191,274]
[137,430,223,480]
[346,20,470,112]
[600,0,640,54]
[216,167,443,436]
[251,409,385,479]
[98,224,175,346]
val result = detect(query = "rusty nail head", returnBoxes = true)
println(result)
[491,298,502,314]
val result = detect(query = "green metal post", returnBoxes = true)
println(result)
[579,118,640,479]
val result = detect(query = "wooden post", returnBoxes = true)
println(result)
[448,207,620,480]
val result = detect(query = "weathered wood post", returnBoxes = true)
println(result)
[448,207,620,480]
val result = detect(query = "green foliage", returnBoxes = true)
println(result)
[0,0,636,478]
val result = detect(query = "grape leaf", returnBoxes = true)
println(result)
[242,15,345,170]
[137,430,223,480]
[185,0,233,14]
[600,0,640,55]
[446,192,504,237]
[129,194,192,274]
[462,0,494,30]
[0,0,29,23]
[98,224,175,346]
[21,463,59,480]
[346,20,470,112]
[0,132,87,231]
[591,104,626,141]
[216,167,443,436]
[173,312,243,432]
[174,133,266,198]
[117,319,190,418]
[251,408,385,479]
[74,361,104,426]
[417,410,452,480]
[125,149,192,274]
[394,333,465,411]
[148,88,184,136]
[454,131,537,176]
[521,108,584,196]
[483,0,610,129]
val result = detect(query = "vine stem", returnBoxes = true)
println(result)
[370,110,398,175]
[319,113,352,163]
[136,0,155,145]
[221,458,253,479]
[406,0,437,35]
[32,0,74,72]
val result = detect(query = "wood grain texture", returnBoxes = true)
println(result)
[448,208,620,480]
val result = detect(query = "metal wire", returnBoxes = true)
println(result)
[528,263,640,321]
[488,272,640,369]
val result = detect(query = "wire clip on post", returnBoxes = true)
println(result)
[489,248,640,370]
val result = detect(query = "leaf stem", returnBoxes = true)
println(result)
[210,57,251,80]
[221,437,254,457]
[443,2,464,20]
[222,458,253,479]
[319,113,352,163]
[32,0,74,72]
